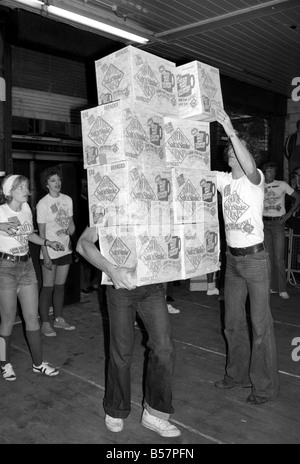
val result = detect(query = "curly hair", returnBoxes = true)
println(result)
[0,175,29,204]
[40,166,62,192]
[224,132,263,167]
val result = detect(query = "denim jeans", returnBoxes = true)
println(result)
[264,220,287,293]
[223,250,280,399]
[103,283,175,420]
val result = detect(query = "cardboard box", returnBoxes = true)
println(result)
[176,61,223,121]
[172,168,218,223]
[81,101,166,169]
[95,45,178,116]
[87,161,173,227]
[164,117,210,169]
[99,222,220,286]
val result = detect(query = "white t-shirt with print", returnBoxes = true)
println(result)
[0,202,33,255]
[263,180,294,217]
[36,193,73,259]
[214,169,265,248]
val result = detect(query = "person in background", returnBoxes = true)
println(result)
[0,174,61,381]
[76,226,181,438]
[287,166,300,234]
[212,106,279,405]
[36,166,76,337]
[284,120,300,176]
[261,162,300,299]
[206,272,219,296]
[163,282,180,314]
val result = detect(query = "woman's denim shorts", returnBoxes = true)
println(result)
[0,258,38,291]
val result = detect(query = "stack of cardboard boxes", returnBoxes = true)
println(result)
[81,46,223,286]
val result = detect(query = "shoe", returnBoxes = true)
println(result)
[167,304,180,314]
[33,361,59,377]
[54,317,75,331]
[105,414,124,433]
[279,292,290,299]
[1,363,16,381]
[247,393,269,405]
[141,409,181,438]
[41,322,57,337]
[270,289,277,294]
[215,379,252,389]
[207,288,219,296]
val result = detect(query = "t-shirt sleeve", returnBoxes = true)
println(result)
[283,182,295,196]
[36,198,47,223]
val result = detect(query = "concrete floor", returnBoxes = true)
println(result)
[1,279,300,445]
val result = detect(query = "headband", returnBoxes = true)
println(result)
[2,175,20,196]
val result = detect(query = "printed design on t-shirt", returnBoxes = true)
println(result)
[54,207,70,235]
[51,203,58,214]
[264,189,282,213]
[224,187,254,235]
[9,221,32,254]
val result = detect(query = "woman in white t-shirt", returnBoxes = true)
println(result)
[0,174,62,381]
[36,166,77,337]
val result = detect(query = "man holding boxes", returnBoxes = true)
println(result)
[76,227,181,437]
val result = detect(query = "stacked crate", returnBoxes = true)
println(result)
[81,45,222,286]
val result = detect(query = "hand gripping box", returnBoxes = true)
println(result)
[176,61,223,122]
[81,101,166,169]
[172,168,218,224]
[87,160,173,227]
[99,222,220,286]
[95,45,178,116]
[164,117,210,169]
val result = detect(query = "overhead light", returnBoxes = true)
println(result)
[6,0,150,44]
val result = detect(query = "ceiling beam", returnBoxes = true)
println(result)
[155,0,300,42]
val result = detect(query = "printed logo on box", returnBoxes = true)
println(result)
[89,117,113,145]
[203,73,217,99]
[178,180,200,202]
[134,63,159,100]
[141,237,166,276]
[109,237,131,266]
[125,117,148,155]
[185,244,205,269]
[102,64,124,92]
[167,129,191,164]
[131,175,156,201]
[95,176,120,206]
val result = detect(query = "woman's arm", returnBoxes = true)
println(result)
[37,222,50,259]
[28,231,64,251]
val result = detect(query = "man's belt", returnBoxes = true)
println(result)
[263,216,283,221]
[228,243,264,257]
[0,252,31,262]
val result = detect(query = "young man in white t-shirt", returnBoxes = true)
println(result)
[212,107,279,405]
[262,162,300,299]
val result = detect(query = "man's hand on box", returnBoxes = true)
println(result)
[110,266,137,291]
